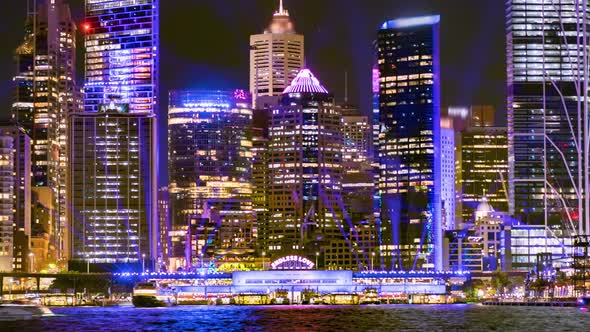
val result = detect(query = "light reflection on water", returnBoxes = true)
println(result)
[4,304,590,332]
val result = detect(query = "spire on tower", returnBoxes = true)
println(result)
[274,0,289,16]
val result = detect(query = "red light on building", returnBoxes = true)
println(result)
[83,23,91,32]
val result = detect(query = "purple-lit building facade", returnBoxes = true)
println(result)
[167,90,254,272]
[67,109,157,271]
[83,0,159,114]
[67,0,160,272]
[267,69,363,269]
[377,16,443,271]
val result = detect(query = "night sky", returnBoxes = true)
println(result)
[0,0,506,183]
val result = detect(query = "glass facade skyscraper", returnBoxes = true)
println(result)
[67,110,157,270]
[377,15,442,271]
[84,0,159,114]
[167,90,254,272]
[507,0,583,227]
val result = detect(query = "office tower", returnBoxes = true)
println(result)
[167,90,254,271]
[157,187,169,272]
[377,15,442,271]
[12,0,78,260]
[440,118,455,231]
[84,0,159,114]
[459,127,509,225]
[67,108,157,272]
[341,111,377,269]
[30,187,54,272]
[252,125,270,255]
[507,1,581,225]
[0,126,31,272]
[268,69,350,268]
[250,0,304,107]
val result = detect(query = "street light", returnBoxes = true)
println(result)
[142,254,146,273]
[262,251,266,270]
[315,252,320,269]
[371,252,376,270]
[85,253,90,274]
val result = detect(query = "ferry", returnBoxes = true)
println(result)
[0,299,54,321]
[132,282,177,307]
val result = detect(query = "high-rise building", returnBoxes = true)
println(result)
[341,111,378,269]
[459,127,509,226]
[250,0,304,107]
[506,1,580,225]
[377,15,442,271]
[0,126,31,272]
[83,0,159,114]
[167,90,254,271]
[441,118,456,231]
[12,0,78,261]
[252,126,270,255]
[268,69,349,268]
[157,186,169,272]
[67,109,157,271]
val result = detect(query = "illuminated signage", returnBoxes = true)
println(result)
[99,101,130,113]
[270,255,315,270]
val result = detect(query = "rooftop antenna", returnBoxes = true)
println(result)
[279,0,284,14]
[344,71,349,103]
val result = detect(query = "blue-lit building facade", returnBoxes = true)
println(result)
[167,90,254,272]
[84,0,159,114]
[68,0,160,272]
[377,16,442,271]
[67,108,157,272]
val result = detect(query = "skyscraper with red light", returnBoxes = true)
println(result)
[83,0,159,114]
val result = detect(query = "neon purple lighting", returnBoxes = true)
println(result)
[283,69,329,94]
[372,67,380,94]
[234,89,248,100]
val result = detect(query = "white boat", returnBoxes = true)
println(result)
[0,301,54,321]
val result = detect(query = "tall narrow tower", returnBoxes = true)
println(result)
[250,0,304,107]
[12,0,79,261]
[377,15,443,271]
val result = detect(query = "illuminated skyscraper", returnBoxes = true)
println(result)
[67,108,157,271]
[12,0,78,260]
[84,0,159,114]
[167,90,254,271]
[250,0,304,107]
[441,118,456,231]
[341,112,378,269]
[157,186,169,272]
[377,15,442,271]
[0,126,31,272]
[268,69,350,268]
[507,1,581,225]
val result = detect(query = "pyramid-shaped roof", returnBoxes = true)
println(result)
[283,69,329,94]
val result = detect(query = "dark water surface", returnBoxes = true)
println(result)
[3,304,590,331]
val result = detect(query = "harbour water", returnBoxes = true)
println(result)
[4,304,590,331]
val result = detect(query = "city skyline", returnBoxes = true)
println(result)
[0,1,506,188]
